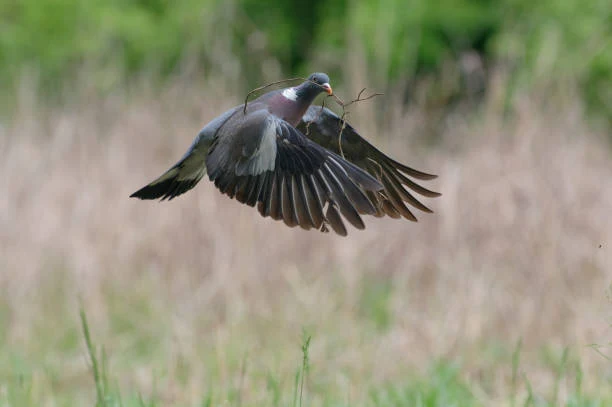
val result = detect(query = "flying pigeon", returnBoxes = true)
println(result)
[131,73,440,236]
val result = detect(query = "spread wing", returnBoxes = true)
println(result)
[206,109,384,236]
[130,107,239,200]
[297,106,440,221]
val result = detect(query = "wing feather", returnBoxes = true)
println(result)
[297,106,440,221]
[207,110,383,235]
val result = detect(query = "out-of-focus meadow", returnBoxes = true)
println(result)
[1,1,611,406]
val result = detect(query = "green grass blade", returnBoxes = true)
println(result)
[79,306,104,406]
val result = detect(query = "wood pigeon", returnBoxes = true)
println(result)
[131,73,440,236]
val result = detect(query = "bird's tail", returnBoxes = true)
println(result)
[130,163,206,201]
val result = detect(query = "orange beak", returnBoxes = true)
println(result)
[322,83,333,95]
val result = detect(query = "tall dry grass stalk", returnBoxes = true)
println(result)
[0,74,610,403]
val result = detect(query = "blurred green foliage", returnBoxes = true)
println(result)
[1,0,610,118]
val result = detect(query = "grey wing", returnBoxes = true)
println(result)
[297,106,440,221]
[206,110,383,236]
[130,107,239,200]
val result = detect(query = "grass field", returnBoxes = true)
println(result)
[0,75,611,406]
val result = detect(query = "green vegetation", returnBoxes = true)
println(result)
[1,78,610,405]
[1,300,609,406]
[1,2,611,405]
[1,0,610,119]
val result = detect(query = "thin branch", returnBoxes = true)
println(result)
[304,97,327,136]
[243,77,305,114]
[337,111,349,158]
[243,77,336,114]
[331,89,384,159]
[330,88,384,108]
[244,79,383,161]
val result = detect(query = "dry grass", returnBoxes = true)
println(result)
[0,76,611,405]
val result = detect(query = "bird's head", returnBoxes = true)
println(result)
[305,72,332,95]
[280,72,332,105]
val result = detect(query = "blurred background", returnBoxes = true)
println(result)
[1,0,611,405]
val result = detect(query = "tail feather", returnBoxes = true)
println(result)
[130,166,205,201]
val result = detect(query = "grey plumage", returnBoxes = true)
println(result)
[297,106,441,221]
[131,73,439,235]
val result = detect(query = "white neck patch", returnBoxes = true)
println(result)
[281,87,298,101]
